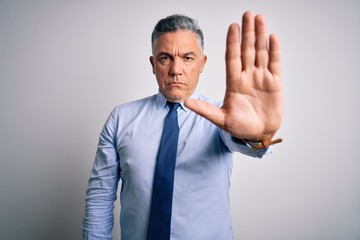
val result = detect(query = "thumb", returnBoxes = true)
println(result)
[184,99,225,128]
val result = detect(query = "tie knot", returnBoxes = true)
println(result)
[167,102,180,110]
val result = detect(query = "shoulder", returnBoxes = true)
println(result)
[101,94,156,126]
[102,94,157,132]
[111,94,157,115]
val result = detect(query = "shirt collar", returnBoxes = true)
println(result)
[156,90,200,112]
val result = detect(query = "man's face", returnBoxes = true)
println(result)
[150,30,207,102]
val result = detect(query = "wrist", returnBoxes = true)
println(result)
[242,132,283,149]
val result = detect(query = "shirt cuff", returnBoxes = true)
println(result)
[219,130,272,158]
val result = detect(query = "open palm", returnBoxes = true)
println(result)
[185,11,283,141]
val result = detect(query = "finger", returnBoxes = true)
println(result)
[241,11,256,70]
[225,23,241,85]
[255,14,269,68]
[268,33,281,76]
[184,99,225,128]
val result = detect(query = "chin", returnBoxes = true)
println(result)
[162,88,192,102]
[165,92,186,102]
[167,96,184,102]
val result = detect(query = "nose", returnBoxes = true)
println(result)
[170,57,182,76]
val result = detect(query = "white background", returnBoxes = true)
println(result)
[1,0,359,239]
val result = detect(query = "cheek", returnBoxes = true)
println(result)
[155,68,168,83]
[187,68,201,85]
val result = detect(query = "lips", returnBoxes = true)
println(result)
[167,79,186,85]
[169,82,184,85]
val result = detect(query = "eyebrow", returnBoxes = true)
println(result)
[157,51,197,57]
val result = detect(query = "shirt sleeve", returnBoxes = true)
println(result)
[219,129,273,158]
[82,110,120,239]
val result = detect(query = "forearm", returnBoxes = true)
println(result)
[83,113,120,239]
[82,153,120,239]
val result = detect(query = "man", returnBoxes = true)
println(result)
[83,11,283,240]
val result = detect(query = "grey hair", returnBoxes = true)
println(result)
[151,14,204,53]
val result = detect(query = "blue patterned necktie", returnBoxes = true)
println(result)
[147,102,180,240]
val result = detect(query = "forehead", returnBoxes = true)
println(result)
[153,30,202,54]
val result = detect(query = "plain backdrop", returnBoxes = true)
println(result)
[1,0,359,239]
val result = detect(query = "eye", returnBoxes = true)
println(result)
[158,54,172,65]
[183,55,195,62]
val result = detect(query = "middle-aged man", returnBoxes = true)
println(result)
[83,10,283,240]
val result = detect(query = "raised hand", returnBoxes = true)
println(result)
[184,11,283,141]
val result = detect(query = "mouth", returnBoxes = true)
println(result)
[167,80,186,86]
[167,82,186,90]
[169,82,184,86]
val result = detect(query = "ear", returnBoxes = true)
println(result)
[199,55,207,73]
[149,56,155,74]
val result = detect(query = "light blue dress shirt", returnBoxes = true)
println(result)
[83,92,269,240]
